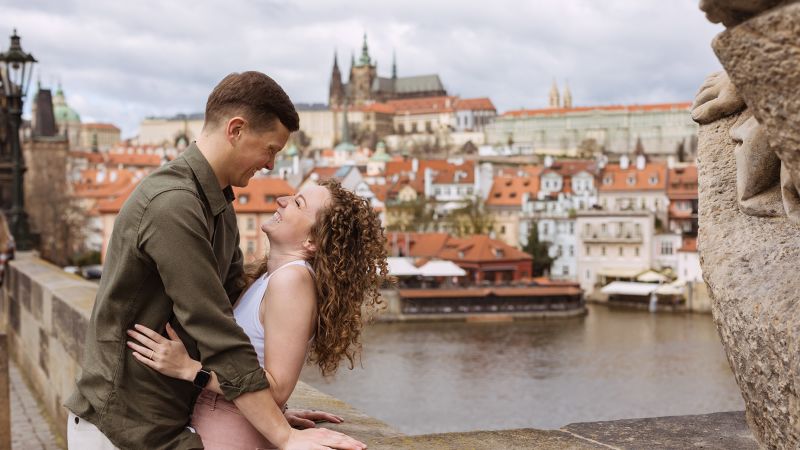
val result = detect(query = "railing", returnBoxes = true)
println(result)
[580,231,643,243]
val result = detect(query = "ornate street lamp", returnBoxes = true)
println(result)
[0,29,37,250]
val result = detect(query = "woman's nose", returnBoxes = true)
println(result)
[276,196,288,207]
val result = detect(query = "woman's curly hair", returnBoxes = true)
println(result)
[243,179,392,376]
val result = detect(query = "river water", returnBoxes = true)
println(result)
[300,305,744,435]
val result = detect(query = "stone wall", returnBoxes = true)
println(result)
[0,253,92,439]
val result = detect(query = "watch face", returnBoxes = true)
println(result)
[193,370,211,388]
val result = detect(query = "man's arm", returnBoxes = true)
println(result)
[223,225,246,304]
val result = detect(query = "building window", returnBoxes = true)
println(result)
[585,245,590,256]
[618,246,623,256]
[247,217,255,230]
[569,245,574,257]
[661,240,674,255]
[500,225,506,234]
[265,195,276,203]
[246,240,255,254]
[627,175,636,186]
[649,175,659,185]
[239,195,249,205]
[603,175,613,185]
[635,247,640,257]
[601,246,606,256]
[562,266,569,275]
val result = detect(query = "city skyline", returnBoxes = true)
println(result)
[2,0,722,138]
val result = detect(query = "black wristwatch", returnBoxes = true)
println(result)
[192,368,211,389]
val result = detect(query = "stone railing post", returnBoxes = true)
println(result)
[0,332,10,450]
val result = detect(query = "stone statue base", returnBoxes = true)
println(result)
[699,113,800,448]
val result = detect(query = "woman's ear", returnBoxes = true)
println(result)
[303,238,317,254]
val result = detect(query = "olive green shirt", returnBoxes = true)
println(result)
[65,143,268,449]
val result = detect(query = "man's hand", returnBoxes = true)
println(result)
[285,428,367,450]
[285,408,344,429]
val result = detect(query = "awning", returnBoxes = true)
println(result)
[601,281,659,296]
[417,260,466,277]
[656,281,686,296]
[387,257,421,276]
[637,270,670,283]
[597,268,646,279]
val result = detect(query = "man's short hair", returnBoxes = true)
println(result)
[204,71,300,133]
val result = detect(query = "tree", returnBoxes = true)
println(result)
[523,221,554,277]
[447,197,494,237]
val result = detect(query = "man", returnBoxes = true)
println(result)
[65,72,366,450]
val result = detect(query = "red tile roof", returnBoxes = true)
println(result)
[386,96,458,115]
[503,102,692,118]
[386,232,451,258]
[81,122,121,131]
[73,169,139,199]
[96,182,138,214]
[106,153,162,167]
[439,235,532,263]
[667,164,698,200]
[598,161,667,192]
[678,236,697,252]
[486,171,541,207]
[233,178,296,213]
[454,97,496,112]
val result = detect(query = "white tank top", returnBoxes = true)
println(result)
[233,260,314,367]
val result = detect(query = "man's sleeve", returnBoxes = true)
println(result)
[138,189,268,400]
[224,227,246,305]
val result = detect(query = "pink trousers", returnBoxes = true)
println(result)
[191,389,276,449]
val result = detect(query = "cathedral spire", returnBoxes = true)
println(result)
[358,32,371,66]
[548,78,560,109]
[562,80,573,109]
[392,49,397,79]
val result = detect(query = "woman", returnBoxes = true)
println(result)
[126,179,391,449]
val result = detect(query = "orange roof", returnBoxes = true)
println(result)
[432,163,475,185]
[386,232,451,258]
[678,236,698,252]
[233,178,295,213]
[387,96,458,115]
[70,150,105,164]
[106,153,162,167]
[542,159,597,177]
[370,183,390,202]
[385,159,455,177]
[96,182,139,214]
[439,235,532,263]
[486,172,540,207]
[358,103,396,114]
[81,122,121,131]
[667,164,698,200]
[73,169,139,199]
[598,161,667,192]
[454,97,496,111]
[503,102,692,118]
[387,175,425,197]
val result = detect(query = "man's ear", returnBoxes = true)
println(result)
[226,117,247,144]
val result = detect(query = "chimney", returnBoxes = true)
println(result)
[620,154,630,170]
[636,154,646,170]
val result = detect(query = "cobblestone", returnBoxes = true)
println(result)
[9,362,62,450]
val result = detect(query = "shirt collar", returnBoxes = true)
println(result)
[183,142,235,216]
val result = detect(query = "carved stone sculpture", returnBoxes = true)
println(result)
[694,1,800,448]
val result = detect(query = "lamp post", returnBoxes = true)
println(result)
[0,29,36,251]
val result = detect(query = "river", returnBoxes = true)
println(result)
[300,305,744,435]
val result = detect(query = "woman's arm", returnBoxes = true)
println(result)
[259,265,317,406]
[126,265,317,407]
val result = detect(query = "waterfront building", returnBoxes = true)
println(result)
[386,232,533,284]
[652,232,683,271]
[667,163,698,236]
[597,155,670,227]
[575,211,654,294]
[677,237,702,283]
[485,101,697,159]
[79,123,121,151]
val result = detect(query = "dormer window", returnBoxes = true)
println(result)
[493,248,505,258]
[603,175,613,185]
[239,195,249,205]
[649,175,659,185]
[523,180,530,187]
[493,192,502,198]
[627,175,636,186]
[505,180,512,187]
[509,192,517,198]
[458,251,465,259]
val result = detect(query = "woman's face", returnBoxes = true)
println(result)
[262,183,331,248]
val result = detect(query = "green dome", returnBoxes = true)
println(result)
[369,146,392,162]
[53,87,81,124]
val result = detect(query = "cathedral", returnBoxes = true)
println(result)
[328,34,447,107]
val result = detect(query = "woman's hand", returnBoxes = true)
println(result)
[284,408,344,429]
[126,323,201,382]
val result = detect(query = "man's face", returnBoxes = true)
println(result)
[230,119,291,187]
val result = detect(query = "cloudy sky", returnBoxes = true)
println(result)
[1,0,723,138]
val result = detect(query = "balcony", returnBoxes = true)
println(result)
[581,231,643,243]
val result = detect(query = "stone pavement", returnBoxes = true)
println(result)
[9,362,62,450]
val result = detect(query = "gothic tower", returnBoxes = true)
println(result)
[348,33,377,105]
[562,81,573,109]
[328,50,345,108]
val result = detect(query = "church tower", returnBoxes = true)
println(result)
[562,81,573,109]
[549,79,560,109]
[328,50,345,108]
[348,33,378,105]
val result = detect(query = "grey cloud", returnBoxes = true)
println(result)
[1,0,722,138]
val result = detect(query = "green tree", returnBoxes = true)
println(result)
[447,197,495,237]
[523,221,554,277]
